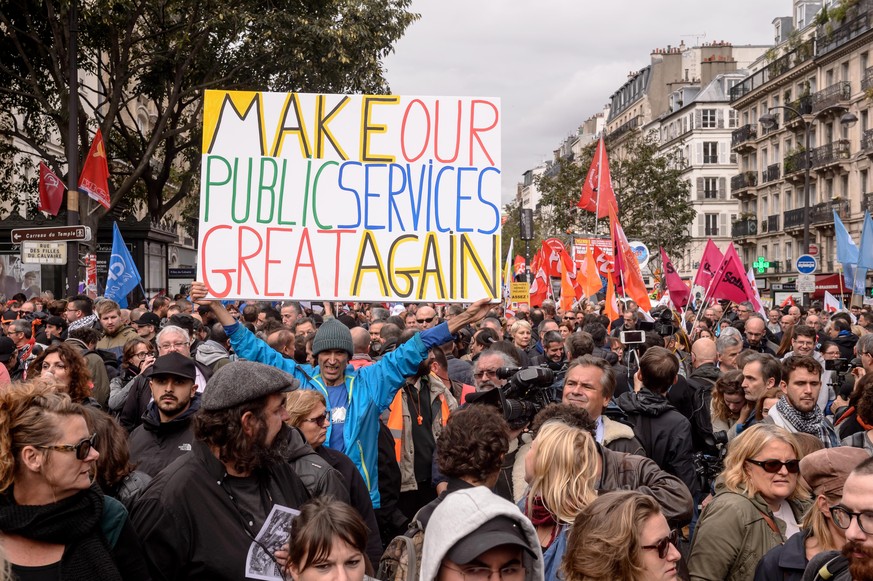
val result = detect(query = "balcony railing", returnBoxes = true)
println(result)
[762,112,780,135]
[784,208,805,228]
[784,149,811,175]
[862,129,873,151]
[762,163,781,183]
[607,116,640,142]
[768,215,779,232]
[863,66,873,91]
[729,40,815,102]
[810,199,850,224]
[731,171,758,192]
[810,139,851,168]
[731,124,757,148]
[811,81,852,113]
[816,6,873,57]
[732,218,757,237]
[784,95,813,124]
[865,191,873,213]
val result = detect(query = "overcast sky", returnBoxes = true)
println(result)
[384,0,787,204]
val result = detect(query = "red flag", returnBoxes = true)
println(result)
[513,255,526,278]
[605,271,620,322]
[578,137,618,218]
[708,244,756,304]
[38,162,66,215]
[529,266,550,307]
[692,239,723,295]
[780,295,797,308]
[78,129,111,209]
[610,209,651,311]
[659,247,690,308]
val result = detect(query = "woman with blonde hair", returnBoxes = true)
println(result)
[509,319,535,365]
[689,423,811,581]
[562,490,681,581]
[521,420,598,580]
[710,370,747,441]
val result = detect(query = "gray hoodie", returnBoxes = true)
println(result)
[419,486,544,581]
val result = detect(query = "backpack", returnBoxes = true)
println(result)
[376,517,424,581]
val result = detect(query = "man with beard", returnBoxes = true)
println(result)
[131,361,309,581]
[128,352,201,476]
[803,456,873,581]
[765,355,840,447]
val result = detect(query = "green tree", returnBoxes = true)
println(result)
[534,130,695,257]
[0,0,418,239]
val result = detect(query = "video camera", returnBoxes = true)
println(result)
[466,365,555,429]
[825,357,857,393]
[652,309,676,337]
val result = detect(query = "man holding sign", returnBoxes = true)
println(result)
[189,282,490,509]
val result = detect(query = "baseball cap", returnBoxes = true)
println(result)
[445,516,538,565]
[133,312,162,328]
[145,352,196,381]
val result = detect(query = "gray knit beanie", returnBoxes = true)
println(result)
[311,318,354,357]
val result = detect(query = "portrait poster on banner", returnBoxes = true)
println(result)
[197,90,502,302]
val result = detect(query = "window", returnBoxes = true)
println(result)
[703,142,718,164]
[729,110,738,128]
[862,169,869,193]
[703,177,718,199]
[702,109,717,128]
[705,213,719,236]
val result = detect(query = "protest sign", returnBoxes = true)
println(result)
[198,90,502,302]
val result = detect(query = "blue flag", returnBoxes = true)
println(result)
[860,212,873,270]
[855,266,868,296]
[834,209,859,264]
[104,222,141,308]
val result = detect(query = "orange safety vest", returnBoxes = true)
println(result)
[387,379,451,463]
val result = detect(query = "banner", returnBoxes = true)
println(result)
[198,91,501,302]
[104,222,141,308]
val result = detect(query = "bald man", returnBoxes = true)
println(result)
[687,338,722,454]
[350,326,375,369]
[415,305,439,330]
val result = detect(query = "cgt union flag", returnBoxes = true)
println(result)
[78,129,111,209]
[38,162,66,215]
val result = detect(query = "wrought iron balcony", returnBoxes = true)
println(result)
[811,81,852,113]
[863,66,873,92]
[865,191,873,213]
[784,95,813,125]
[810,139,851,169]
[784,149,811,175]
[817,6,873,57]
[768,215,779,232]
[732,218,757,237]
[731,171,758,193]
[731,124,757,150]
[784,208,805,229]
[729,40,814,102]
[607,116,640,142]
[862,129,873,152]
[762,113,780,135]
[810,199,849,224]
[762,163,781,183]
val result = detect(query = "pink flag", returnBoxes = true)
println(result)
[708,244,754,304]
[692,240,724,296]
[745,267,767,317]
[660,247,689,308]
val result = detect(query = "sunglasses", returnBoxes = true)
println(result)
[641,529,679,559]
[36,433,97,460]
[745,458,800,474]
[303,411,330,427]
[416,316,435,324]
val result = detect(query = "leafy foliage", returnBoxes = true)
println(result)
[0,0,418,238]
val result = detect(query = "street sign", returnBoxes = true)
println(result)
[10,225,91,243]
[797,274,816,293]
[796,254,818,275]
[20,242,67,265]
[809,243,819,256]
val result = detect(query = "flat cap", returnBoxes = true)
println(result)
[800,447,870,497]
[201,361,299,411]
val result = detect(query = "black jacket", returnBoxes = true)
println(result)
[280,425,349,503]
[686,363,722,453]
[128,394,200,477]
[119,359,213,432]
[615,388,699,496]
[130,440,309,581]
[833,332,859,361]
[754,529,808,581]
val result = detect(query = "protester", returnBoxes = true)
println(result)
[562,490,681,581]
[689,423,810,581]
[95,300,139,361]
[65,327,112,407]
[765,356,839,448]
[132,312,160,343]
[30,342,97,407]
[509,320,535,365]
[0,381,149,580]
[108,337,154,412]
[710,369,748,441]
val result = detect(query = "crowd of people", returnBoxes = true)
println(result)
[2,286,873,580]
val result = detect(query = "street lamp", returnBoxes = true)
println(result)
[759,106,857,306]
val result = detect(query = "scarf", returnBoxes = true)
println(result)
[0,484,123,581]
[775,396,829,445]
[68,313,99,333]
[525,495,557,527]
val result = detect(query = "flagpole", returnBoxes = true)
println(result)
[65,0,81,297]
[839,265,847,307]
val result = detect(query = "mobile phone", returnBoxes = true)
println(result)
[621,330,646,344]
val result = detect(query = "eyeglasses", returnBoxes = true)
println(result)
[831,506,873,535]
[302,411,330,427]
[441,563,525,581]
[745,458,800,474]
[35,433,97,460]
[473,369,499,380]
[417,316,435,324]
[158,341,189,350]
[131,350,155,360]
[641,529,680,559]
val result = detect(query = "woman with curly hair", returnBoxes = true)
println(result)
[29,342,96,406]
[688,423,811,581]
[521,420,598,580]
[0,381,149,580]
[710,370,748,441]
[562,490,681,581]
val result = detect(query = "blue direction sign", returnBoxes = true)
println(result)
[796,254,818,274]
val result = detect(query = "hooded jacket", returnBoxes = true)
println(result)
[419,486,544,581]
[832,331,859,361]
[279,425,349,503]
[128,393,201,477]
[615,387,699,495]
[194,339,231,371]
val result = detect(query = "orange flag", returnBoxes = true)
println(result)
[605,271,620,322]
[559,258,576,312]
[579,240,603,298]
[610,208,651,311]
[78,129,110,209]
